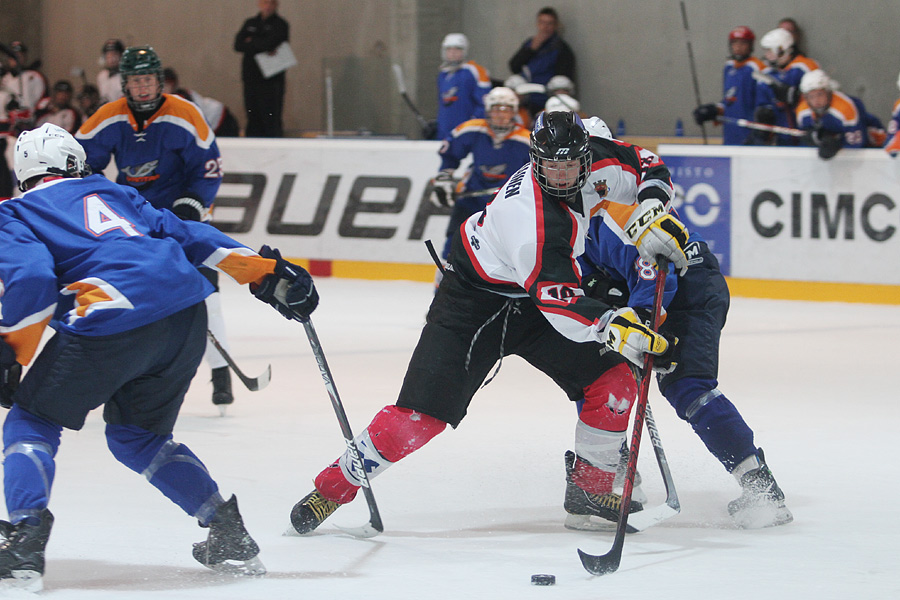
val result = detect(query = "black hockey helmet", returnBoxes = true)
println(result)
[120,45,163,112]
[102,38,125,55]
[529,111,591,205]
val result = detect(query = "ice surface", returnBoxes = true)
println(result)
[15,278,899,599]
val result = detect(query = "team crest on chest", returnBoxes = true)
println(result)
[593,179,608,198]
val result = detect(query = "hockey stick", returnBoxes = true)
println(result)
[455,186,501,200]
[206,330,271,392]
[624,403,680,532]
[679,1,707,144]
[299,317,384,538]
[578,257,668,576]
[717,115,808,138]
[392,63,435,138]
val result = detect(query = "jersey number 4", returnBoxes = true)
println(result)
[84,195,142,237]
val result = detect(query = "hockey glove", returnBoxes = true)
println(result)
[597,307,671,368]
[754,105,776,126]
[771,82,799,107]
[252,245,319,321]
[171,194,207,222]
[429,170,457,208]
[624,199,690,276]
[581,272,629,308]
[812,126,843,160]
[0,337,21,409]
[693,103,719,126]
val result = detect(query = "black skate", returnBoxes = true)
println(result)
[563,451,643,533]
[193,495,265,576]
[211,367,234,416]
[727,448,793,529]
[0,508,54,593]
[290,490,341,535]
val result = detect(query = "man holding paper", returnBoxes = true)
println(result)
[234,0,290,137]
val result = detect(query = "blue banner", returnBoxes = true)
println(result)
[660,155,732,275]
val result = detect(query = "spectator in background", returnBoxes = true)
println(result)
[233,0,289,137]
[795,70,886,160]
[0,41,47,127]
[777,18,804,56]
[508,7,576,117]
[35,80,82,134]
[76,84,101,120]
[693,26,767,145]
[884,71,900,156]
[163,68,240,137]
[752,28,819,145]
[96,38,124,104]
[436,33,491,140]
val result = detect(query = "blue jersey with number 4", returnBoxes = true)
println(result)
[0,175,263,364]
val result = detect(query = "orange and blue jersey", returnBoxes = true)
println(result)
[439,118,531,195]
[884,98,900,155]
[719,56,766,144]
[436,61,491,140]
[796,90,886,149]
[0,175,275,365]
[755,54,819,143]
[75,94,222,211]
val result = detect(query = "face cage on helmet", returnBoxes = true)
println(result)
[530,152,591,204]
[122,72,164,112]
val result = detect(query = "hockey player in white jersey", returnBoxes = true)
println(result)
[288,112,691,535]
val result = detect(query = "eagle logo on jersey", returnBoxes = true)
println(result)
[593,179,608,198]
[480,164,509,181]
[121,160,161,189]
[442,86,459,106]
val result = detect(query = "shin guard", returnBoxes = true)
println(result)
[2,406,61,524]
[315,406,447,503]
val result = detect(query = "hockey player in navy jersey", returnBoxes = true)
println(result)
[693,26,767,145]
[435,34,492,140]
[288,112,691,536]
[0,124,319,590]
[430,86,531,260]
[76,46,236,412]
[564,116,792,530]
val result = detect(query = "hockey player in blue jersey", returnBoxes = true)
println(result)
[435,34,492,141]
[75,46,236,412]
[693,26,767,145]
[571,117,792,529]
[0,124,319,590]
[430,86,531,260]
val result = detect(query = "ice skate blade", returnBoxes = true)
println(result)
[564,513,639,534]
[282,522,381,539]
[0,569,43,593]
[204,555,266,577]
[731,503,793,529]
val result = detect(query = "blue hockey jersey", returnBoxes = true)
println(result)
[719,56,766,145]
[436,62,492,140]
[439,118,531,194]
[0,175,275,365]
[75,94,223,212]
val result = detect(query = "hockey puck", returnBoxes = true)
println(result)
[531,574,556,586]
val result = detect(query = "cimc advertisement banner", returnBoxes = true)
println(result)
[213,138,448,265]
[659,145,900,286]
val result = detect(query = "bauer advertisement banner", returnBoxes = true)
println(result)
[659,146,900,286]
[213,138,449,265]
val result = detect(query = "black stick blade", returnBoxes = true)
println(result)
[578,546,622,576]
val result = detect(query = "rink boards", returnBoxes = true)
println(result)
[212,138,900,304]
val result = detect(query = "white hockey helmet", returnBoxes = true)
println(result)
[583,116,613,140]
[504,74,527,92]
[441,33,469,62]
[799,69,834,94]
[759,28,794,55]
[896,69,900,92]
[484,86,519,112]
[14,123,89,192]
[545,94,580,113]
[546,75,575,95]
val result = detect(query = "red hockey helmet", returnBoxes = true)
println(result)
[729,26,755,43]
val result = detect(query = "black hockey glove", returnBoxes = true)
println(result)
[171,193,206,222]
[581,271,629,308]
[252,245,319,321]
[771,81,799,107]
[0,338,21,409]
[754,105,776,126]
[693,103,719,126]
[812,126,843,160]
